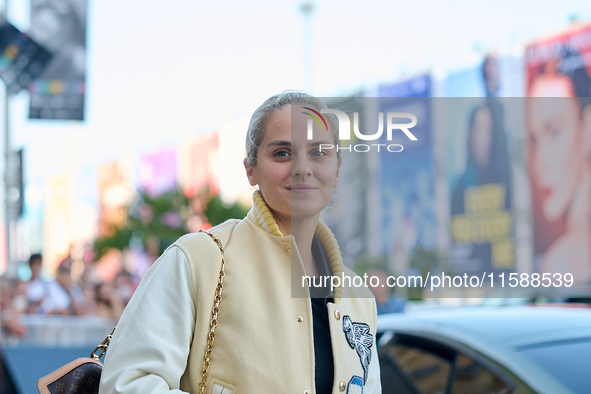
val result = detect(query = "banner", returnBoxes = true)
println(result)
[140,147,177,198]
[526,24,591,285]
[443,57,519,274]
[0,16,51,93]
[378,75,436,275]
[28,0,87,120]
[179,132,220,199]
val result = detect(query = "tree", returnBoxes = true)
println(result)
[94,189,249,260]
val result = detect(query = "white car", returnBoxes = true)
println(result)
[377,305,591,393]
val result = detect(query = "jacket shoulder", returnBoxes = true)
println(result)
[171,219,241,265]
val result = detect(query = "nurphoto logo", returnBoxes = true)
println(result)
[303,108,418,153]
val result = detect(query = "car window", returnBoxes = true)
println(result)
[517,337,591,393]
[379,334,514,394]
[390,343,451,393]
[451,353,511,394]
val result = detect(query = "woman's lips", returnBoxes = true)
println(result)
[288,184,317,193]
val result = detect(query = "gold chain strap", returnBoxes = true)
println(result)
[90,327,116,360]
[198,230,226,394]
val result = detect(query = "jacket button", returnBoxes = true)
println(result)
[334,310,341,320]
[339,380,347,391]
[304,390,310,394]
[297,316,304,323]
[284,245,290,252]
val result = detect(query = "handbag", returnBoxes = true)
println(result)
[37,327,115,394]
[37,229,227,394]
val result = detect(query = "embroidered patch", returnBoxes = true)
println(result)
[342,315,374,384]
[347,375,364,394]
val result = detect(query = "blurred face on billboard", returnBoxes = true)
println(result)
[528,74,591,222]
[470,105,493,168]
[31,5,75,53]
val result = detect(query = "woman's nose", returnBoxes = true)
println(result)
[292,156,312,178]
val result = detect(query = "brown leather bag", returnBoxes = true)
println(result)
[37,328,114,394]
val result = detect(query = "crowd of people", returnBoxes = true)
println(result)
[1,253,137,342]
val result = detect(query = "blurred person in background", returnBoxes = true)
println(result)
[94,281,124,320]
[39,264,85,315]
[114,269,136,306]
[452,103,511,213]
[25,253,49,314]
[367,269,405,314]
[100,91,381,393]
[0,278,27,341]
[528,48,591,285]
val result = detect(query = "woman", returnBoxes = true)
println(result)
[527,49,591,285]
[100,92,381,393]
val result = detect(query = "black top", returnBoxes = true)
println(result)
[310,235,334,394]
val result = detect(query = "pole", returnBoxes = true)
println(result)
[2,0,12,277]
[300,2,314,93]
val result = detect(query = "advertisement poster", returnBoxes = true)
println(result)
[179,131,220,199]
[28,0,87,120]
[140,147,177,198]
[378,75,436,275]
[98,160,134,238]
[0,16,51,94]
[443,56,518,274]
[526,24,591,285]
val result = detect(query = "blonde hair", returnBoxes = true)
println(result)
[245,91,340,166]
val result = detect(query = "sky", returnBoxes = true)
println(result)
[2,0,591,185]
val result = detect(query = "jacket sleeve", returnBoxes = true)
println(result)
[99,246,195,394]
[365,299,383,393]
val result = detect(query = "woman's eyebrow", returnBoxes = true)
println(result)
[265,140,291,148]
[309,140,332,147]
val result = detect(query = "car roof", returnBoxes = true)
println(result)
[377,305,591,347]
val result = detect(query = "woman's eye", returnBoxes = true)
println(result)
[274,150,290,157]
[311,150,327,157]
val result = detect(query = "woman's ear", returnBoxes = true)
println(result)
[333,167,339,188]
[244,158,258,186]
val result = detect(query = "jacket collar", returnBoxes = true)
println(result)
[247,190,344,303]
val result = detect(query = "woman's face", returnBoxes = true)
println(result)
[245,105,339,223]
[528,74,585,221]
[469,106,493,168]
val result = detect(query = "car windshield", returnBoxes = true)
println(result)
[517,337,591,393]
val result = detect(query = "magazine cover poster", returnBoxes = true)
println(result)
[526,24,591,285]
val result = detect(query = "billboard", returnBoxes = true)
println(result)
[442,56,520,274]
[179,131,220,199]
[140,147,177,198]
[28,0,87,120]
[378,75,436,275]
[526,24,591,285]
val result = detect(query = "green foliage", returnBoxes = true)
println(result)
[205,195,250,227]
[408,246,447,300]
[93,189,249,260]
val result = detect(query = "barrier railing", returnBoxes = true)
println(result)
[1,314,116,348]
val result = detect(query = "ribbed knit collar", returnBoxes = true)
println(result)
[247,190,344,303]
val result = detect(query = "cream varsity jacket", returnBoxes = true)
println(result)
[100,192,381,394]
